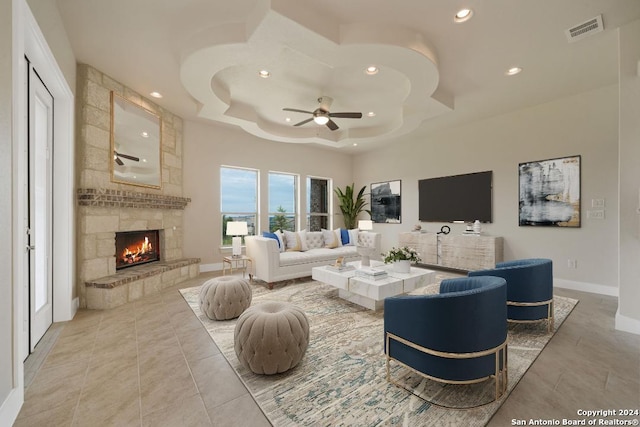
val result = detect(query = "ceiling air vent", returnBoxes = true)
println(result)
[565,15,604,43]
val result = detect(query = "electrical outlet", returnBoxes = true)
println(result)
[592,199,605,208]
[567,259,577,269]
[588,210,605,219]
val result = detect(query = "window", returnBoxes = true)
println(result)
[220,166,258,245]
[307,177,330,231]
[268,172,297,231]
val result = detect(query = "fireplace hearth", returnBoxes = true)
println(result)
[115,230,160,270]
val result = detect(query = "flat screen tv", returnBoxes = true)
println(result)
[418,171,493,223]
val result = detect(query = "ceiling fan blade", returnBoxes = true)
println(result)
[326,119,339,131]
[329,112,363,119]
[115,152,140,162]
[283,108,314,114]
[115,157,124,166]
[293,118,314,127]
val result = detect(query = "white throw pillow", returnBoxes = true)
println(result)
[346,228,360,246]
[283,230,308,252]
[333,228,344,247]
[321,229,342,249]
[274,230,285,252]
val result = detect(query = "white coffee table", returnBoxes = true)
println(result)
[311,261,436,310]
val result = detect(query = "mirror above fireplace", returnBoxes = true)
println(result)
[110,92,162,189]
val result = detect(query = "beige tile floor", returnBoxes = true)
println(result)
[15,273,640,426]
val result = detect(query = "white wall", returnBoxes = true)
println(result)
[353,85,619,295]
[183,120,353,268]
[26,0,75,91]
[0,0,17,422]
[617,19,640,333]
[1,0,76,423]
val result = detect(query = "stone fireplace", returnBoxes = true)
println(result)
[76,64,199,309]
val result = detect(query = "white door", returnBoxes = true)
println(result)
[27,64,54,352]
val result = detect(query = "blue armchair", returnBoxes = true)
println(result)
[468,258,554,331]
[384,276,508,405]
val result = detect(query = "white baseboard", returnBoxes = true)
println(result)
[615,310,640,335]
[199,263,223,273]
[554,278,618,297]
[72,297,79,317]
[0,386,23,427]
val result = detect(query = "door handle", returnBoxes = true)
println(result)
[26,245,35,252]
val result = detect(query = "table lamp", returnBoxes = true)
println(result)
[357,219,374,266]
[226,221,248,257]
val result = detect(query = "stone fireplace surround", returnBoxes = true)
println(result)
[76,64,199,310]
[78,188,200,310]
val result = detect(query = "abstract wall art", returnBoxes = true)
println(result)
[371,180,401,223]
[519,155,581,227]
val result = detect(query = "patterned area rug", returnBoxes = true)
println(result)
[180,274,578,426]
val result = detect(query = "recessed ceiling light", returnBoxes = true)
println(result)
[259,70,270,78]
[454,8,473,23]
[505,66,523,76]
[141,131,149,138]
[142,158,147,163]
[353,143,358,147]
[149,91,163,99]
[365,66,379,75]
[367,112,376,117]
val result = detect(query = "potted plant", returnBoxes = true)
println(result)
[334,183,371,229]
[382,246,421,273]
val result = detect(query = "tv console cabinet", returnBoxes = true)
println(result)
[398,232,503,272]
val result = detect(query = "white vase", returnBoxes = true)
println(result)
[393,260,411,273]
[473,220,482,234]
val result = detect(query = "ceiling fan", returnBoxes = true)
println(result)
[113,150,140,166]
[283,96,362,131]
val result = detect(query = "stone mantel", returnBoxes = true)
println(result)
[77,188,191,210]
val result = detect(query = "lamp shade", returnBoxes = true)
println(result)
[358,220,373,231]
[226,221,248,236]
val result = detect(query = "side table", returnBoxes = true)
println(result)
[223,255,253,279]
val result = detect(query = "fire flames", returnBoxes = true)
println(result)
[122,236,154,264]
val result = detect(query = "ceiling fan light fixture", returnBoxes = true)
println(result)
[149,91,163,99]
[313,115,330,125]
[259,70,270,78]
[367,111,376,117]
[365,66,379,75]
[454,8,473,23]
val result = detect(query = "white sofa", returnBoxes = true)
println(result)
[245,231,381,288]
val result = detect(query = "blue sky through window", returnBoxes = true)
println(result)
[221,167,257,212]
[269,173,295,213]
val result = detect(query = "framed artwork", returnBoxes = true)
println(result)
[371,180,401,223]
[519,155,581,227]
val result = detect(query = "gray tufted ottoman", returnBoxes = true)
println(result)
[234,302,309,375]
[199,276,252,320]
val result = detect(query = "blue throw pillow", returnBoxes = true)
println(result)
[340,228,349,245]
[262,231,281,248]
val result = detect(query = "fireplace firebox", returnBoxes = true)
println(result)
[115,230,160,270]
